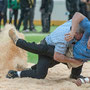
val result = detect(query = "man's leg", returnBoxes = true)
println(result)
[44,14,51,33]
[70,65,84,79]
[41,13,46,33]
[14,9,18,27]
[23,13,28,30]
[0,12,3,30]
[29,8,36,31]
[6,55,53,79]
[17,39,54,58]
[9,10,13,24]
[9,29,54,58]
[0,17,1,30]
[3,12,7,25]
[16,9,24,30]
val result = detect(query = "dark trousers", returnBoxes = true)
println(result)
[16,39,83,79]
[16,39,54,58]
[0,12,3,29]
[41,13,51,33]
[68,12,75,20]
[16,39,59,79]
[17,9,29,31]
[23,8,35,31]
[79,2,87,17]
[9,9,18,27]
[3,12,7,25]
[87,11,90,20]
[0,11,6,29]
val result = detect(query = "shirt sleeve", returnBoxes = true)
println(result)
[80,17,90,32]
[55,43,67,54]
[80,17,90,40]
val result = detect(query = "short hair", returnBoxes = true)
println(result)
[76,25,84,34]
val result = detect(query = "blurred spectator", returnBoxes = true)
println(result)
[79,0,87,17]
[4,0,8,26]
[66,0,80,20]
[3,8,7,26]
[23,0,36,32]
[8,0,20,27]
[16,0,30,31]
[0,0,7,30]
[86,0,90,20]
[40,0,54,33]
[81,0,90,20]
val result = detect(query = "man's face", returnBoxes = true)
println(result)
[74,32,83,41]
[87,37,90,49]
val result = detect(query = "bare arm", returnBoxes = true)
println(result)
[71,12,85,33]
[65,12,86,41]
[54,52,83,65]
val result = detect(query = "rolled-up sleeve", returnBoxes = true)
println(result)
[80,18,90,32]
[55,43,67,54]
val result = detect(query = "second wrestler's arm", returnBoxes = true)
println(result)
[65,12,86,41]
[54,52,83,65]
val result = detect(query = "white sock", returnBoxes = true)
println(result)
[17,71,21,78]
[79,78,85,84]
[14,37,18,44]
[84,78,89,83]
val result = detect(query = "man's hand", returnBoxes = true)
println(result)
[65,31,75,42]
[65,12,85,42]
[73,77,90,86]
[73,78,83,86]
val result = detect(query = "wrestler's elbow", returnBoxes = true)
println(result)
[74,12,86,21]
[54,52,58,60]
[54,52,63,62]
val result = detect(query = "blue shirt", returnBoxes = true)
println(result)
[45,20,72,54]
[73,18,90,62]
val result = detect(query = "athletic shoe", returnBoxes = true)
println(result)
[6,70,18,79]
[30,28,37,32]
[22,29,30,33]
[9,29,19,44]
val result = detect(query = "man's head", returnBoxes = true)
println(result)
[74,25,84,41]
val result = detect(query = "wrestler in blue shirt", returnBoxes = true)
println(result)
[65,13,90,62]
